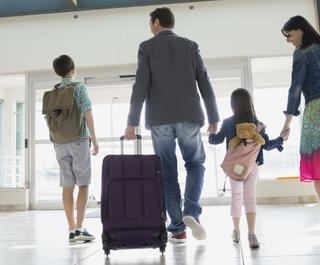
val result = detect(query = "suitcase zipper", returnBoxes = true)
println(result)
[105,225,166,232]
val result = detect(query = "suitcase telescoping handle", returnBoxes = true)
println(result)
[120,135,142,155]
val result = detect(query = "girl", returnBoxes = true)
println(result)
[209,88,289,248]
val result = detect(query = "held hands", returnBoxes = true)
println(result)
[124,125,137,140]
[207,123,218,134]
[280,128,290,141]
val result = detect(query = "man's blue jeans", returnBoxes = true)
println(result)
[149,122,205,235]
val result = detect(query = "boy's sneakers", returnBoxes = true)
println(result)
[183,216,206,240]
[74,228,96,242]
[69,231,76,242]
[248,234,260,248]
[168,231,187,243]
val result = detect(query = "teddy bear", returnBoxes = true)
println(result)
[229,123,265,148]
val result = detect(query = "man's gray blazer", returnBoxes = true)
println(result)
[127,30,219,127]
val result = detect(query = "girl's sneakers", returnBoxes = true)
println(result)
[248,233,260,248]
[232,231,260,248]
[232,230,240,243]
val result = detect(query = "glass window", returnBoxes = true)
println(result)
[203,74,242,196]
[35,99,49,140]
[16,102,24,156]
[140,72,242,197]
[34,71,245,202]
[0,75,25,188]
[0,100,3,181]
[36,143,60,200]
[35,84,133,202]
[111,101,130,137]
[251,57,300,179]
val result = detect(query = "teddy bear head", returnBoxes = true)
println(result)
[236,123,256,139]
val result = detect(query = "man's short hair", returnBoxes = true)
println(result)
[150,7,174,28]
[53,55,75,77]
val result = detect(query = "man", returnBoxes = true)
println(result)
[124,7,219,243]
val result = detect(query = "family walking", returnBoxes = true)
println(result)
[43,7,320,250]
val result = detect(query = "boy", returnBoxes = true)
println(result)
[50,55,99,242]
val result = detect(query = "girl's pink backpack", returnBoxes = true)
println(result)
[221,123,264,181]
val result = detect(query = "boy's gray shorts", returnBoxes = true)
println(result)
[54,139,91,187]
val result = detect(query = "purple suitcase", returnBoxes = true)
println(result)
[101,136,167,256]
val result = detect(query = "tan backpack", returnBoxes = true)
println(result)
[221,123,265,181]
[42,82,84,144]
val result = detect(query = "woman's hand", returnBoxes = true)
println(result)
[280,114,293,140]
[280,128,290,141]
[280,124,290,136]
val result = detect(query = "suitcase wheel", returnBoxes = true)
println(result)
[102,232,110,256]
[160,245,166,254]
[159,229,167,254]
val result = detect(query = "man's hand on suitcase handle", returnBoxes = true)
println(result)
[124,125,137,140]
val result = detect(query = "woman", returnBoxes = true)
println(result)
[281,15,320,200]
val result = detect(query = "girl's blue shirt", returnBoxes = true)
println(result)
[208,116,283,166]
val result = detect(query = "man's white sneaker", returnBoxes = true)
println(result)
[183,216,206,240]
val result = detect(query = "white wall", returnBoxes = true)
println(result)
[0,0,316,73]
[0,88,4,99]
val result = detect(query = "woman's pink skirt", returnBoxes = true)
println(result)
[300,98,320,182]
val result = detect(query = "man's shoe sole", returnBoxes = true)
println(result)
[183,216,206,240]
[168,237,186,244]
[74,236,95,241]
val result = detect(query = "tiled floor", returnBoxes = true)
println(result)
[0,204,319,265]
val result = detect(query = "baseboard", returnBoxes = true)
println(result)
[200,195,318,206]
[257,195,318,204]
[0,204,29,211]
[0,189,29,211]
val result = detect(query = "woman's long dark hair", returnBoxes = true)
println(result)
[281,15,320,49]
[231,88,258,125]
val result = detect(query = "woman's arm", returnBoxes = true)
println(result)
[281,114,293,135]
[281,49,307,135]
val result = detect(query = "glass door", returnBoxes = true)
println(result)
[138,68,245,198]
[202,69,244,198]
[251,56,300,179]
[0,75,26,189]
[33,78,136,207]
[31,65,246,208]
